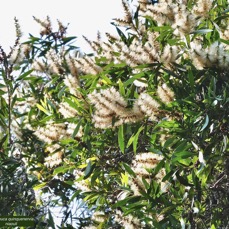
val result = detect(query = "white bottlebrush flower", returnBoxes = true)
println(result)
[190,40,229,69]
[73,169,91,192]
[92,113,114,129]
[193,0,213,17]
[190,41,209,69]
[32,60,46,72]
[89,87,146,128]
[74,56,102,75]
[15,96,37,114]
[129,152,168,195]
[34,123,67,144]
[9,47,25,64]
[66,123,83,138]
[135,93,160,121]
[44,144,63,168]
[66,55,79,78]
[114,210,142,229]
[59,102,78,118]
[173,12,197,36]
[91,211,106,223]
[161,45,179,64]
[63,74,80,96]
[157,83,175,104]
[46,49,64,74]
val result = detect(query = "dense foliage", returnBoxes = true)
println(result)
[0,0,228,228]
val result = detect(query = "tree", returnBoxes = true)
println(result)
[0,0,228,228]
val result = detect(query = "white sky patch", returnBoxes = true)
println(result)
[0,0,124,53]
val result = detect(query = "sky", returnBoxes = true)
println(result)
[0,0,125,53]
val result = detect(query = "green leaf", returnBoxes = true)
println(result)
[118,79,125,96]
[122,163,136,177]
[62,36,77,44]
[173,151,194,158]
[174,141,190,153]
[188,69,194,89]
[84,160,95,179]
[17,69,33,81]
[127,134,135,148]
[123,72,145,87]
[163,137,178,149]
[133,126,144,153]
[113,196,141,208]
[64,97,78,110]
[191,29,213,34]
[115,26,127,43]
[118,125,125,153]
[0,89,6,96]
[0,135,8,148]
[58,86,67,99]
[36,103,50,115]
[72,119,82,138]
[101,73,112,85]
[47,209,55,229]
[53,166,71,175]
[220,38,229,45]
[200,115,209,132]
[33,182,47,191]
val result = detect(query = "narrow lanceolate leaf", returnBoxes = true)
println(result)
[191,29,213,34]
[33,182,48,191]
[72,119,82,138]
[200,115,209,132]
[118,125,125,153]
[122,163,136,177]
[133,126,144,153]
[36,103,50,115]
[47,209,55,229]
[17,69,33,81]
[84,160,95,179]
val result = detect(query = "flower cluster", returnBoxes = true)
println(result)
[34,122,66,144]
[58,101,78,118]
[9,44,30,65]
[89,85,175,128]
[83,0,228,73]
[114,210,143,229]
[157,83,175,104]
[73,169,91,192]
[44,144,63,168]
[63,74,80,97]
[190,41,229,70]
[45,49,65,75]
[88,87,144,128]
[129,152,168,196]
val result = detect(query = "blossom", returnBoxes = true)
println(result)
[157,83,175,104]
[193,0,213,17]
[128,152,168,195]
[44,144,63,168]
[63,74,80,97]
[135,93,160,121]
[59,102,78,118]
[9,47,25,64]
[34,122,67,144]
[114,210,143,229]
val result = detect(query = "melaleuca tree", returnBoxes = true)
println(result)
[0,18,49,227]
[1,0,229,228]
